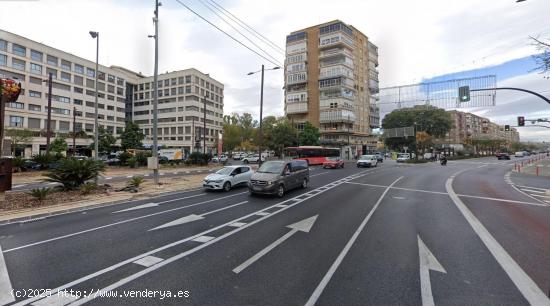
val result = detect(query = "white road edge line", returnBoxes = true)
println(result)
[0,244,14,305]
[3,192,244,253]
[21,168,381,306]
[446,171,550,306]
[304,176,403,306]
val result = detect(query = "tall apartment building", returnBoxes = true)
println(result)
[284,20,380,158]
[436,110,520,149]
[0,30,224,157]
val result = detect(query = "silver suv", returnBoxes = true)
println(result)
[248,160,309,197]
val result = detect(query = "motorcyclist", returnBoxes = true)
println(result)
[440,155,447,166]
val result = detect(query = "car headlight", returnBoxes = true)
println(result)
[267,181,274,185]
[212,179,223,183]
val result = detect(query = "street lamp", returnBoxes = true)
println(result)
[247,65,280,165]
[42,73,53,153]
[89,31,99,164]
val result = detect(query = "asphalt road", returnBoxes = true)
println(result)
[1,157,549,305]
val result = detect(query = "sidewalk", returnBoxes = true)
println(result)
[512,155,550,176]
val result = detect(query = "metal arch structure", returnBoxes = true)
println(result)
[471,87,550,104]
[374,75,497,114]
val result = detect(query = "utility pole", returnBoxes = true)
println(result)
[203,96,207,155]
[192,116,195,152]
[72,106,77,156]
[151,0,160,185]
[45,73,53,154]
[258,65,264,165]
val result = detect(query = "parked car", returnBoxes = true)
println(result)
[212,154,228,163]
[514,151,525,158]
[203,165,253,191]
[396,153,411,163]
[323,156,344,169]
[23,160,41,170]
[497,153,511,160]
[357,155,378,168]
[248,160,309,197]
[232,152,244,160]
[242,154,260,164]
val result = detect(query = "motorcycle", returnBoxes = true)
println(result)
[440,158,447,166]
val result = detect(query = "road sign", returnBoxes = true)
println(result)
[459,86,470,102]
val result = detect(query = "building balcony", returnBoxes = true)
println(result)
[319,33,354,50]
[319,109,356,123]
[286,102,308,114]
[320,97,355,110]
[319,76,354,90]
[368,79,379,94]
[319,48,354,60]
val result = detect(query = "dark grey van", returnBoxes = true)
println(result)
[248,160,309,197]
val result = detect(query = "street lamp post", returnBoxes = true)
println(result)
[247,65,280,165]
[203,96,207,156]
[42,73,53,154]
[89,31,99,162]
[148,0,161,185]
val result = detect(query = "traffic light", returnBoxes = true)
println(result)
[505,125,510,131]
[518,116,525,126]
[458,86,470,102]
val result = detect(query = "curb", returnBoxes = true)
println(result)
[0,186,203,226]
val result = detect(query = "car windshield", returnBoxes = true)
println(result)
[257,162,284,173]
[398,154,409,158]
[215,167,235,175]
[326,157,339,161]
[360,155,374,159]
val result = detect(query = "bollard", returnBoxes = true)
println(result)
[536,166,540,176]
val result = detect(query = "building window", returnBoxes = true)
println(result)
[171,88,177,96]
[116,77,124,86]
[164,79,169,87]
[98,71,105,81]
[74,87,83,94]
[29,104,42,111]
[86,78,95,88]
[9,116,23,127]
[86,68,95,78]
[29,90,41,98]
[46,55,58,66]
[116,87,124,95]
[28,118,41,129]
[12,44,26,57]
[7,102,24,109]
[0,54,6,66]
[31,50,43,62]
[30,63,42,75]
[11,58,25,71]
[74,64,84,74]
[107,74,115,83]
[61,59,71,71]
[59,121,70,131]
[61,71,71,82]
[0,40,6,51]
[46,67,57,79]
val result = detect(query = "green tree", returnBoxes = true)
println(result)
[50,137,68,153]
[237,113,258,142]
[90,127,117,154]
[44,158,106,190]
[120,121,144,150]
[222,123,241,153]
[5,129,33,156]
[298,121,320,146]
[271,118,299,156]
[382,106,453,154]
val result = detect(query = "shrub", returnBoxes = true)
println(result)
[80,182,97,195]
[43,158,106,190]
[128,176,144,188]
[128,157,137,168]
[32,153,55,170]
[118,152,132,166]
[28,187,52,205]
[186,152,209,165]
[12,156,25,173]
[135,151,151,167]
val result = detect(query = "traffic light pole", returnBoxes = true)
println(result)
[470,87,550,104]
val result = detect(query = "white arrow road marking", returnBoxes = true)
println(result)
[446,171,550,306]
[305,176,404,306]
[418,236,446,306]
[112,203,158,213]
[233,215,318,274]
[0,244,14,305]
[149,201,248,231]
[132,255,163,268]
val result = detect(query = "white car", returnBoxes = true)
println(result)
[242,154,260,164]
[212,154,228,163]
[357,155,378,168]
[514,151,525,158]
[396,153,411,163]
[203,165,253,191]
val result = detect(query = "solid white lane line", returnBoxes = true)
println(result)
[514,185,548,191]
[228,222,246,227]
[520,189,545,194]
[12,185,25,188]
[0,244,14,305]
[446,172,550,306]
[255,212,269,216]
[126,175,132,178]
[133,256,163,268]
[4,192,245,253]
[310,172,329,177]
[527,193,550,199]
[54,168,379,306]
[112,203,158,213]
[345,182,546,207]
[305,176,403,306]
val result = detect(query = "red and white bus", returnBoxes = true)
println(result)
[283,146,341,165]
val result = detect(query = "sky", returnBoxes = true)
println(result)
[1,0,549,141]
